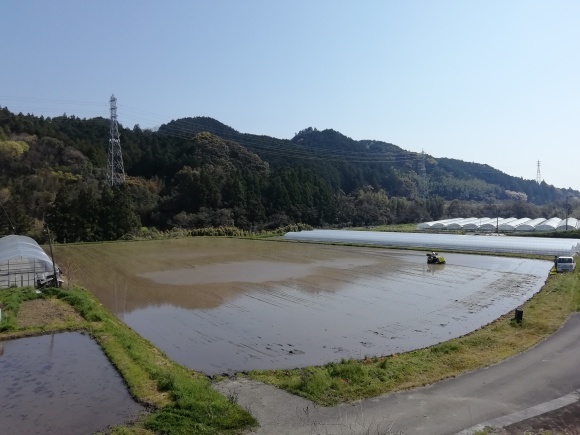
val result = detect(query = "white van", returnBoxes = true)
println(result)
[556,256,576,273]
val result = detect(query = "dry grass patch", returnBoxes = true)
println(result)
[17,298,83,328]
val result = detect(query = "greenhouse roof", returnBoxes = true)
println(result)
[0,235,53,265]
[499,218,531,231]
[536,218,562,232]
[417,217,577,232]
[283,230,580,256]
[557,218,580,231]
[517,218,547,231]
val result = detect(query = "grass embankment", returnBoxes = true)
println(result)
[0,287,256,434]
[248,267,580,406]
[358,223,418,232]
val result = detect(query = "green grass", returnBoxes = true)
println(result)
[360,223,419,232]
[0,286,257,434]
[0,287,40,332]
[247,267,580,406]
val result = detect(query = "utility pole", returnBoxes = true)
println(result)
[419,150,428,199]
[565,196,568,231]
[107,94,125,186]
[45,226,58,287]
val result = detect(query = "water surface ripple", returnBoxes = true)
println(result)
[0,332,143,434]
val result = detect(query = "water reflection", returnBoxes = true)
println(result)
[54,239,552,374]
[424,263,446,275]
[0,332,142,434]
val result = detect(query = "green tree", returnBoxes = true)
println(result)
[98,184,140,240]
[0,198,33,236]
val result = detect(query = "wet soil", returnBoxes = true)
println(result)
[0,332,144,434]
[53,238,552,375]
[16,298,83,328]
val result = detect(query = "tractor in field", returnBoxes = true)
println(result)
[426,252,446,265]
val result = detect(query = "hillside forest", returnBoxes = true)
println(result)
[0,106,578,243]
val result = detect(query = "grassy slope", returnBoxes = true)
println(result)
[247,267,580,406]
[2,234,578,427]
[0,287,257,435]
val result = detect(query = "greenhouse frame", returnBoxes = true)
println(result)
[0,235,57,289]
[284,229,580,256]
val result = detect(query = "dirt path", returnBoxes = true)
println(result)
[214,313,580,434]
[17,298,83,328]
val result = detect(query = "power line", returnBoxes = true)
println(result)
[0,101,538,179]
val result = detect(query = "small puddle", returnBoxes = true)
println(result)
[0,332,143,434]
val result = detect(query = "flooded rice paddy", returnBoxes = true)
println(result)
[0,332,143,434]
[55,238,552,375]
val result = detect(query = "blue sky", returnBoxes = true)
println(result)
[1,1,579,191]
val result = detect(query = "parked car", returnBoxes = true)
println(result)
[556,256,576,273]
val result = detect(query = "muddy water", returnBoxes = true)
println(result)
[63,238,552,375]
[0,332,143,434]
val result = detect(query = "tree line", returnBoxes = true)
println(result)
[0,107,578,243]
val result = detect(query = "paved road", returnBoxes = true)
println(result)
[214,313,580,434]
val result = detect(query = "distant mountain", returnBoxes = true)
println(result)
[1,106,577,241]
[159,117,575,204]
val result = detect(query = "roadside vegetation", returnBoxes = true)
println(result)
[96,223,313,241]
[247,266,580,406]
[354,223,418,233]
[0,286,256,434]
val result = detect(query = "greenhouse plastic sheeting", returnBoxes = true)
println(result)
[0,235,55,288]
[416,216,575,232]
[417,218,464,230]
[284,230,580,256]
[446,217,482,230]
[499,218,531,231]
[0,235,52,264]
[516,218,547,231]
[464,218,496,230]
[536,218,562,232]
[557,218,580,231]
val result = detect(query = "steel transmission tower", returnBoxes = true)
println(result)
[107,94,125,186]
[536,160,541,184]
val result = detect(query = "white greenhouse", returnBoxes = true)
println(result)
[499,218,531,232]
[446,217,483,230]
[536,218,563,232]
[0,235,58,289]
[464,218,496,231]
[481,217,518,232]
[516,218,547,232]
[284,229,580,256]
[417,216,577,233]
[417,218,464,230]
[557,218,580,231]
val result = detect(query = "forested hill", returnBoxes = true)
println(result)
[160,117,571,203]
[0,107,577,242]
